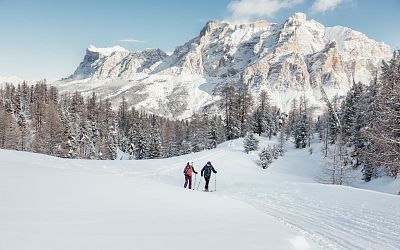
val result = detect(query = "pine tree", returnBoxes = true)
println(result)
[4,113,20,150]
[207,116,219,149]
[133,119,148,160]
[147,116,162,159]
[364,52,400,176]
[221,86,241,140]
[294,114,308,149]
[32,103,66,157]
[278,131,286,156]
[17,112,30,151]
[271,145,279,159]
[167,132,180,157]
[259,146,273,169]
[243,133,259,154]
[237,84,253,137]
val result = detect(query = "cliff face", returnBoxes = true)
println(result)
[59,13,391,118]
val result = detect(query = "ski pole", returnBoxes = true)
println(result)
[193,174,197,190]
[196,176,202,190]
[215,173,217,192]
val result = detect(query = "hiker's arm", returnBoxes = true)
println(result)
[212,166,217,173]
[192,167,198,174]
[201,167,205,176]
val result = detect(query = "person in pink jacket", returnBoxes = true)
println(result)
[183,162,197,189]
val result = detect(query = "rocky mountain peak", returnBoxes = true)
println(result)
[288,12,307,23]
[200,20,222,37]
[235,20,270,30]
[58,13,391,119]
[87,45,128,57]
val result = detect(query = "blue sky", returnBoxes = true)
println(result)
[0,0,399,80]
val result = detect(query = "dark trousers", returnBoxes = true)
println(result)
[204,176,211,190]
[184,175,192,189]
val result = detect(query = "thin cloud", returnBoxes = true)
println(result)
[119,39,145,43]
[226,0,303,23]
[311,0,344,13]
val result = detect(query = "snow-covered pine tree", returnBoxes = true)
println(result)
[277,130,286,156]
[189,113,208,152]
[237,84,253,137]
[243,132,259,154]
[320,137,352,185]
[259,146,273,169]
[4,111,20,150]
[364,51,400,177]
[358,76,380,181]
[32,103,66,157]
[253,90,268,136]
[98,99,118,160]
[167,132,180,157]
[293,114,308,149]
[221,86,241,140]
[147,115,162,159]
[133,119,148,160]
[320,87,341,144]
[16,112,30,151]
[287,98,299,138]
[271,144,279,159]
[207,115,219,149]
[180,139,192,155]
[61,92,84,158]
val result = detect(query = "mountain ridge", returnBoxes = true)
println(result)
[56,12,391,118]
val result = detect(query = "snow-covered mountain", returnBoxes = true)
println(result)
[68,45,167,80]
[56,13,391,118]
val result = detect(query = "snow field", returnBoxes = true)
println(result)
[0,136,399,250]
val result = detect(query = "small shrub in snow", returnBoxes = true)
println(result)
[259,146,273,169]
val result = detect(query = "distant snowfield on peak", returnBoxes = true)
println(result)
[1,136,399,250]
[87,44,129,56]
[54,12,391,119]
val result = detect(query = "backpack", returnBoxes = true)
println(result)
[203,165,212,178]
[184,166,193,176]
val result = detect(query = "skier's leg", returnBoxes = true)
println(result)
[188,176,192,189]
[205,177,210,190]
[184,175,188,188]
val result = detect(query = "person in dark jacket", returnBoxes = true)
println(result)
[183,162,197,189]
[201,161,217,192]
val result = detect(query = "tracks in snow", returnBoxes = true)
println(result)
[231,185,400,250]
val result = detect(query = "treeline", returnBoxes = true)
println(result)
[0,82,226,159]
[0,81,286,160]
[316,52,400,182]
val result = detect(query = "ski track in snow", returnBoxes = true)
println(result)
[106,144,400,250]
[232,189,400,250]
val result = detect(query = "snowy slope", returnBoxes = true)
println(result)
[1,137,399,250]
[55,13,391,118]
[0,149,318,250]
